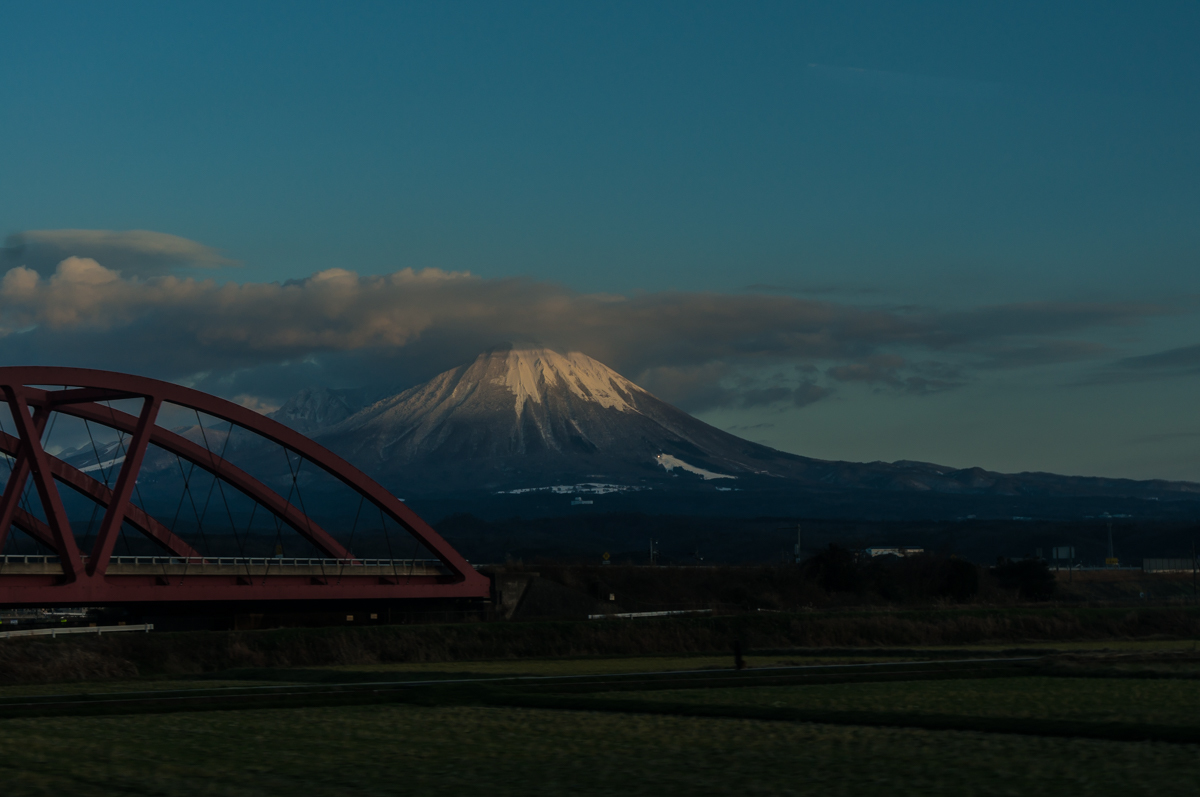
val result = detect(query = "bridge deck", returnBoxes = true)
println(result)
[0,556,449,578]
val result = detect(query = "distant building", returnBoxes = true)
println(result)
[863,547,923,558]
[570,496,593,506]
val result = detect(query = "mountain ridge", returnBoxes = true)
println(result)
[262,344,1200,507]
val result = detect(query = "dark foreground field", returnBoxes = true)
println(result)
[2,607,1200,795]
[3,697,1198,796]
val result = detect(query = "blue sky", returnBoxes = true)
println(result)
[1,1,1198,479]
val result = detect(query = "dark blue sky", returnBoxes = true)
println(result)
[2,2,1198,479]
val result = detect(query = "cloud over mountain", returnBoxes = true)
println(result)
[0,254,1180,410]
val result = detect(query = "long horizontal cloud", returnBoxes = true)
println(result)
[1117,343,1200,371]
[0,258,1178,411]
[2,229,235,278]
[1076,342,1200,386]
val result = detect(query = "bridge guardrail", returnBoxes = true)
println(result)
[0,555,443,568]
[0,623,153,639]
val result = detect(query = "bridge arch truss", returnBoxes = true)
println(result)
[0,367,490,606]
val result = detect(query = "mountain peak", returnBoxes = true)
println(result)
[472,345,646,416]
[310,345,764,481]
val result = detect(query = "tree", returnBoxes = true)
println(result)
[991,557,1055,600]
[801,545,864,593]
[940,557,980,601]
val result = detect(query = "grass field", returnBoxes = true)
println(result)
[0,652,907,698]
[0,679,289,698]
[3,615,1200,795]
[307,651,902,675]
[2,703,1199,797]
[1,637,1196,698]
[596,676,1200,727]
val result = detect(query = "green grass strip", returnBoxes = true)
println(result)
[0,657,1036,716]
[2,674,1198,746]
[489,692,1200,745]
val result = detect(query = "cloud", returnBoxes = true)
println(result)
[636,363,739,410]
[2,229,235,277]
[725,423,775,432]
[825,355,964,395]
[934,302,1170,344]
[1075,342,1200,385]
[1129,430,1200,445]
[742,283,885,297]
[974,340,1111,370]
[791,381,833,407]
[826,354,907,385]
[0,258,1178,408]
[231,394,281,415]
[1116,343,1200,371]
[0,263,937,370]
[633,362,833,412]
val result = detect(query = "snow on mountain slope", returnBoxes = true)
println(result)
[310,343,787,490]
[655,454,735,480]
[494,347,644,416]
[269,387,358,434]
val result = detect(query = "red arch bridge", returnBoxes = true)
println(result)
[0,367,491,607]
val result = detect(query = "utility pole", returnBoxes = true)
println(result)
[1107,521,1115,567]
[649,538,657,566]
[794,522,802,565]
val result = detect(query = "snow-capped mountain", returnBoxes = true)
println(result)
[295,344,1200,507]
[309,344,786,492]
[45,344,1200,523]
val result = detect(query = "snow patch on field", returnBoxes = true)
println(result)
[498,483,649,495]
[655,454,735,480]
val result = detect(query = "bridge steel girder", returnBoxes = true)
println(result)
[23,390,356,562]
[0,431,201,559]
[0,405,52,560]
[0,367,490,606]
